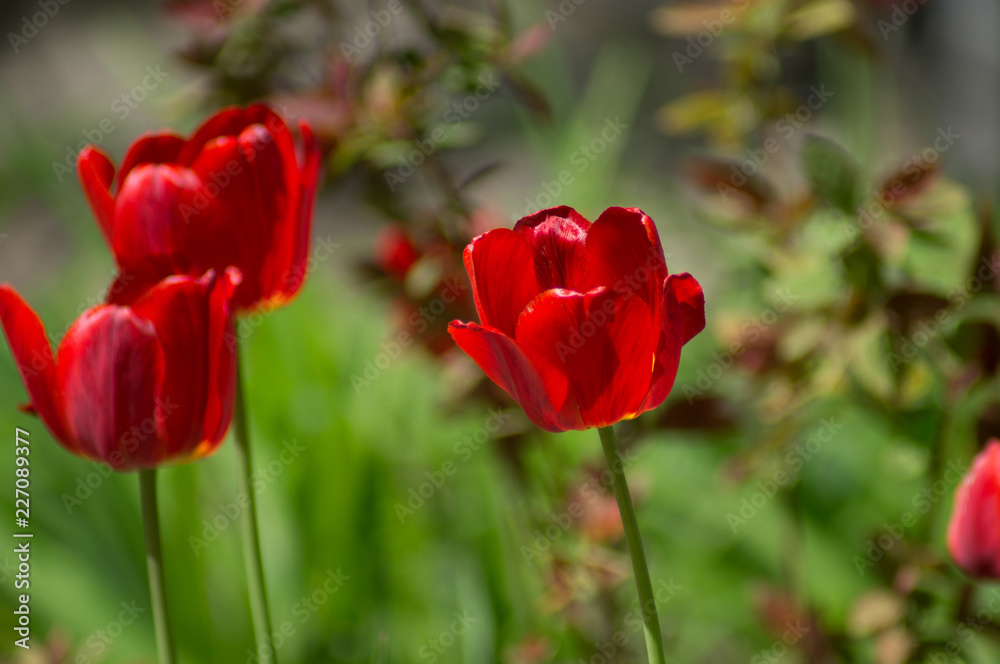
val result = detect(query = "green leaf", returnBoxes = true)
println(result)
[802,134,861,215]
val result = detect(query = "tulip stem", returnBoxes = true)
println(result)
[138,469,177,664]
[233,349,278,664]
[598,425,665,664]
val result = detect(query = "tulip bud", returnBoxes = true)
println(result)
[77,104,321,313]
[448,206,705,431]
[0,269,241,470]
[947,441,1000,578]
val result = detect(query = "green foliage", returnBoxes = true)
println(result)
[0,0,996,662]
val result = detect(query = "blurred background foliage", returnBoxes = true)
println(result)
[2,0,1000,662]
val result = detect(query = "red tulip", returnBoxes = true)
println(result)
[76,104,321,313]
[375,226,419,281]
[947,441,1000,578]
[448,206,705,431]
[0,269,241,471]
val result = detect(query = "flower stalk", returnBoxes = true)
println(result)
[598,425,665,664]
[233,348,278,664]
[139,469,177,664]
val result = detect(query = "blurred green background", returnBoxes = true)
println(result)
[2,0,1000,662]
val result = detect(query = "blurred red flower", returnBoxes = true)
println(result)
[371,225,475,357]
[374,226,420,281]
[948,440,1000,578]
[449,206,705,431]
[77,104,321,313]
[0,269,241,471]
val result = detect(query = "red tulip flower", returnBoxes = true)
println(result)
[76,104,321,313]
[0,269,241,471]
[948,440,1000,578]
[375,226,420,281]
[448,206,705,431]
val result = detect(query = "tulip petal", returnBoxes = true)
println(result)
[178,136,244,271]
[0,286,72,449]
[583,207,668,316]
[464,229,541,337]
[645,272,706,409]
[180,104,297,182]
[668,272,707,346]
[948,442,1000,578]
[449,321,581,432]
[513,206,590,291]
[116,133,186,191]
[129,275,213,460]
[98,106,311,314]
[76,146,117,245]
[113,164,201,277]
[200,267,241,453]
[280,121,322,300]
[516,287,657,429]
[105,270,161,307]
[58,307,165,470]
[187,125,292,309]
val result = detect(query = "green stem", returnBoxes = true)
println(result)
[233,348,277,663]
[139,469,177,664]
[598,425,665,664]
